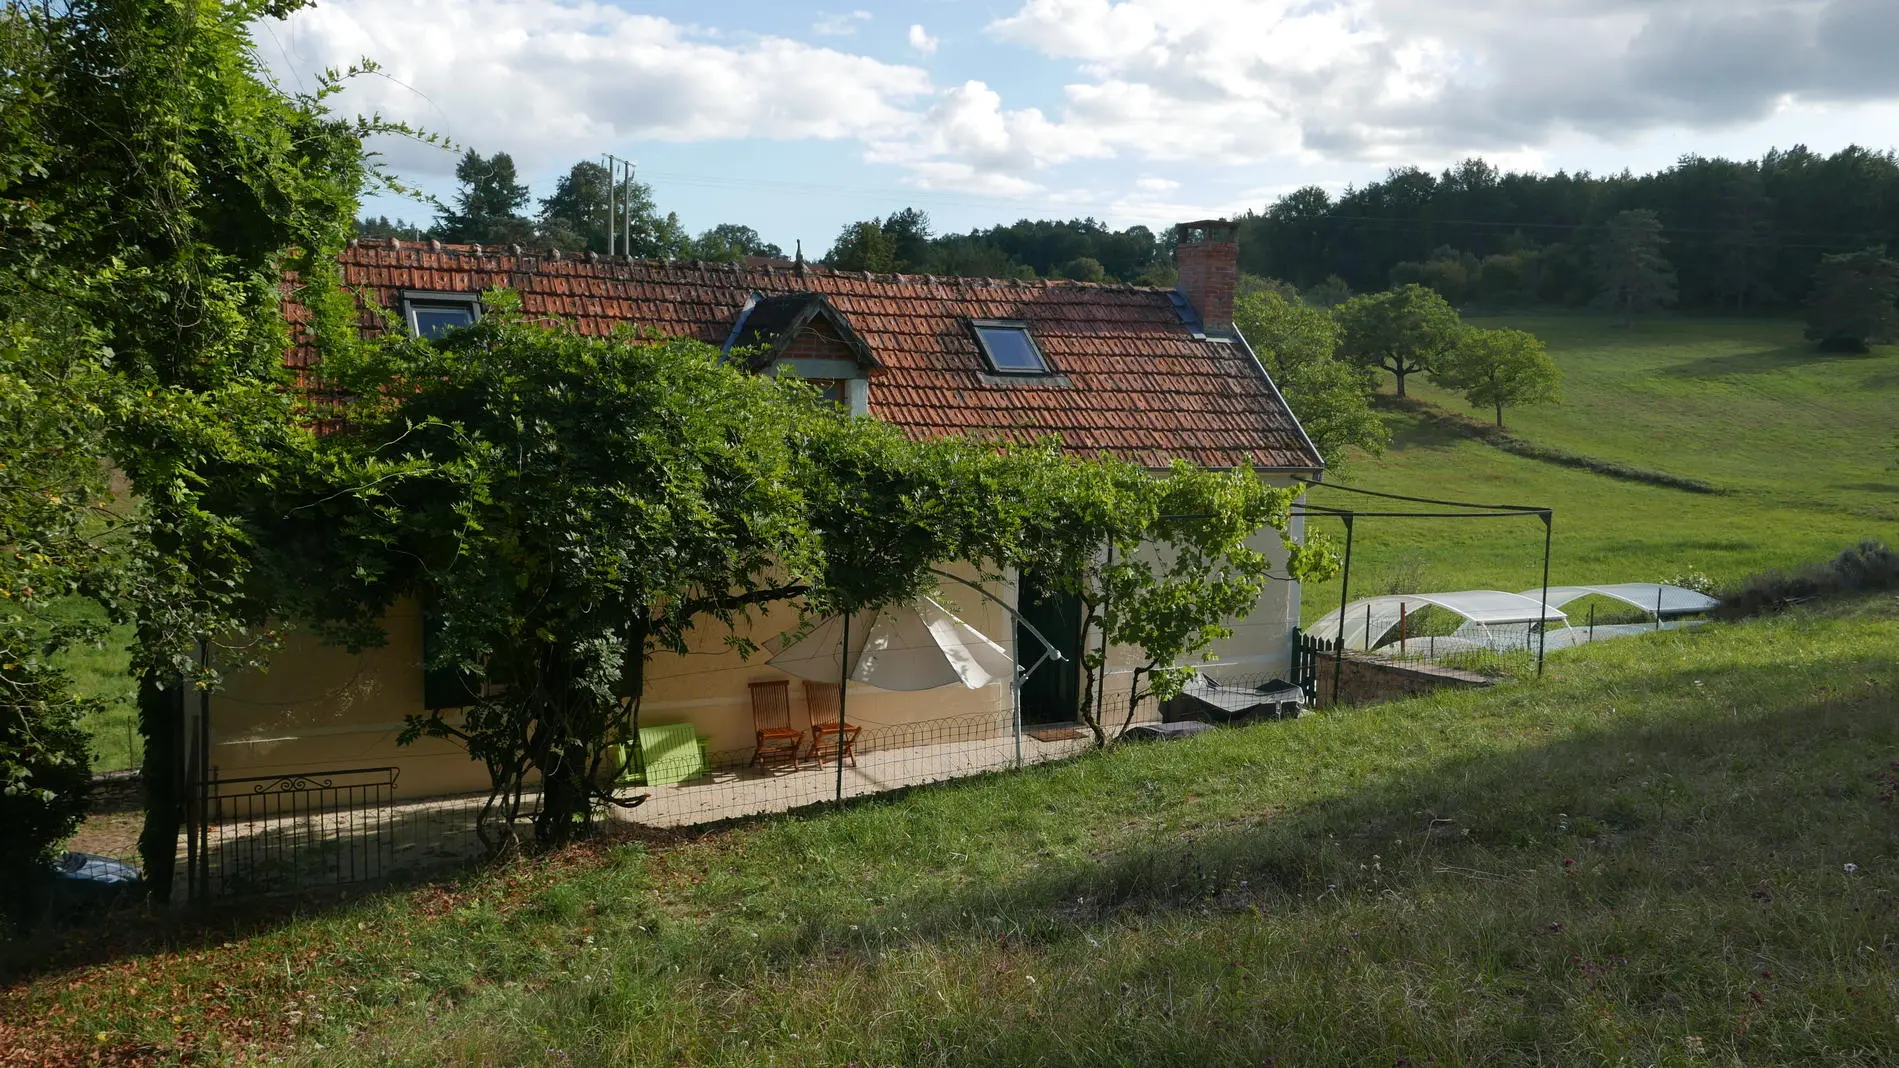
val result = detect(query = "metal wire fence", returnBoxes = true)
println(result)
[620,707,1096,828]
[1096,671,1307,738]
[173,675,1310,901]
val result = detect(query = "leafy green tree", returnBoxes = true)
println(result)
[1,0,395,900]
[1432,327,1562,428]
[1237,274,1301,300]
[1390,246,1479,304]
[0,310,107,921]
[1132,262,1177,288]
[435,149,534,245]
[825,220,898,272]
[1593,209,1677,325]
[1233,290,1387,460]
[1028,461,1336,748]
[1302,275,1354,308]
[881,208,934,271]
[692,223,783,262]
[1334,284,1467,397]
[1804,248,1899,352]
[313,297,834,848]
[536,161,690,257]
[356,215,428,240]
[535,160,609,251]
[1060,256,1106,282]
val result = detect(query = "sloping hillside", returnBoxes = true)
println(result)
[1303,314,1899,617]
[9,595,1897,1065]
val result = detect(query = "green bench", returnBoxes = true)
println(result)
[609,723,709,786]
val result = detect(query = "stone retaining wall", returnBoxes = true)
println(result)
[1316,653,1493,707]
[88,770,144,814]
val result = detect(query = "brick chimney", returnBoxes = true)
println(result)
[1174,219,1238,336]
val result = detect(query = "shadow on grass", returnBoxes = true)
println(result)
[1370,402,1469,453]
[0,819,689,987]
[1660,341,1885,380]
[713,652,1898,1062]
[739,648,1898,980]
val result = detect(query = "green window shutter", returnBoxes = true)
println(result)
[421,610,480,711]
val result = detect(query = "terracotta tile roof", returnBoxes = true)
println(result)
[294,240,1323,471]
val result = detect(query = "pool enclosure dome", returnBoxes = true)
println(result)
[1307,590,1567,655]
[1307,583,1719,656]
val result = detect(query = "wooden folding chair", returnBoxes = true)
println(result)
[803,680,860,768]
[749,679,804,769]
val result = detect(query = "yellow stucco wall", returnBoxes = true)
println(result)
[209,568,1022,800]
[208,479,1307,801]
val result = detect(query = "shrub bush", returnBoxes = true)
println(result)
[1713,540,1899,621]
[1,654,94,926]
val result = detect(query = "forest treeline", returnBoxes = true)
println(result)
[368,145,1899,313]
[1234,147,1899,311]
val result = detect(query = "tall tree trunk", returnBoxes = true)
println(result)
[1495,401,1504,428]
[536,737,592,846]
[1075,603,1105,748]
[136,668,184,904]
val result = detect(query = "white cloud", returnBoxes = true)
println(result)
[868,80,1110,176]
[960,0,1899,173]
[812,10,872,37]
[275,0,1899,221]
[901,163,1044,197]
[272,0,928,177]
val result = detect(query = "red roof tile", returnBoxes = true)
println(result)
[291,241,1322,471]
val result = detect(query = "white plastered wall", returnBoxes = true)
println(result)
[1083,474,1305,724]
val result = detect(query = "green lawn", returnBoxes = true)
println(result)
[8,594,1897,1064]
[44,601,140,774]
[1304,313,1899,620]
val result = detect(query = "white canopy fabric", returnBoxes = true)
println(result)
[768,597,1015,692]
[1539,618,1708,651]
[1522,583,1719,618]
[1308,590,1568,652]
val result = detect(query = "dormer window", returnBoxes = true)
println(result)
[971,319,1050,375]
[401,291,480,339]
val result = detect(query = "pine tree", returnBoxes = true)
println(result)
[1714,174,1777,313]
[434,149,534,245]
[1593,209,1677,325]
[1804,247,1899,352]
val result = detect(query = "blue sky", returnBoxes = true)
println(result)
[269,0,1899,255]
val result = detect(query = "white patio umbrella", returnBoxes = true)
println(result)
[768,597,1015,692]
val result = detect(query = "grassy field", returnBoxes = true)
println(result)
[7,592,1897,1065]
[44,601,140,774]
[1302,312,1899,620]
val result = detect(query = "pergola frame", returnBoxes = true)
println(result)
[1292,479,1556,700]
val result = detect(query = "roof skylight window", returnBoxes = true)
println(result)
[970,320,1050,375]
[401,291,480,339]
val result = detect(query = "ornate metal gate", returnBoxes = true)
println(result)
[188,766,400,900]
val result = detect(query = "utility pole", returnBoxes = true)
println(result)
[601,154,634,256]
[601,154,636,257]
[601,154,615,256]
